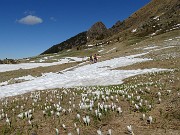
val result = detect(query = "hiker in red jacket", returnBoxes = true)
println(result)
[94,54,97,63]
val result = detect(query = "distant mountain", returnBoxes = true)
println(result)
[41,0,179,55]
[41,21,109,55]
[87,21,108,41]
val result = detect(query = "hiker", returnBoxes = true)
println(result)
[94,54,97,63]
[89,55,94,63]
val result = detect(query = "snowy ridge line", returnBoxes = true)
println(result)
[0,53,168,99]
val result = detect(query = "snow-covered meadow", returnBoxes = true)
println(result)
[0,53,168,99]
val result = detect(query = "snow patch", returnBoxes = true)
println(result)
[17,75,36,81]
[87,44,94,47]
[153,16,160,20]
[150,29,162,36]
[0,57,88,72]
[0,53,168,99]
[153,46,175,51]
[105,47,116,53]
[143,46,158,50]
[67,49,71,52]
[39,59,45,62]
[0,81,8,86]
[0,75,36,86]
[132,29,137,33]
[98,49,104,53]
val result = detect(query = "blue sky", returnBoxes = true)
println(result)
[0,0,151,59]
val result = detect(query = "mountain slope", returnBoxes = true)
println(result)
[41,21,108,55]
[109,0,180,36]
[42,0,179,55]
[41,31,87,55]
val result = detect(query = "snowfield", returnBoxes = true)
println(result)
[0,57,88,72]
[0,53,169,99]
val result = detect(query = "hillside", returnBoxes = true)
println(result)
[121,0,180,36]
[41,0,179,55]
[41,32,87,55]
